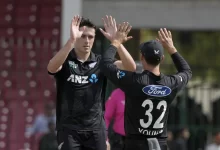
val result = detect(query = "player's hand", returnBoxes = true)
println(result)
[111,22,133,44]
[157,28,177,54]
[106,141,111,150]
[99,15,117,41]
[69,15,85,43]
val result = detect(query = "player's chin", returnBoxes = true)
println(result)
[82,47,91,53]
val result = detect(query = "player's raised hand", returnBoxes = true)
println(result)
[99,15,117,41]
[111,22,133,44]
[157,28,177,54]
[69,15,85,43]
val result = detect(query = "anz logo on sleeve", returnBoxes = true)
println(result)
[67,74,98,84]
[142,85,171,97]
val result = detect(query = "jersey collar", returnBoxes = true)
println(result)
[143,70,164,80]
[71,49,96,62]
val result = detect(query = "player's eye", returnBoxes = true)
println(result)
[88,35,94,39]
[81,35,86,38]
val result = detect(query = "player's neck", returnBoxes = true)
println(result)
[74,49,90,62]
[144,65,160,76]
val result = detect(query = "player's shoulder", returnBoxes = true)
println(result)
[163,73,183,79]
[93,53,102,61]
[95,53,118,62]
[163,74,183,85]
[112,88,123,95]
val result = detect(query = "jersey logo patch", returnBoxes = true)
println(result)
[142,85,171,97]
[178,75,183,82]
[68,61,78,69]
[89,74,98,83]
[117,70,125,79]
[88,62,97,68]
[154,50,159,54]
[67,74,98,84]
[58,142,64,150]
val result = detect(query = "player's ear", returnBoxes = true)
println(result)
[160,55,165,63]
[140,54,147,66]
[140,53,144,61]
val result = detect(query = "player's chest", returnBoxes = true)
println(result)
[64,60,102,84]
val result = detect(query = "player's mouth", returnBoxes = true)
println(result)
[83,46,90,49]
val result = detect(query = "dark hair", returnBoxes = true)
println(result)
[79,18,96,30]
[144,56,161,66]
[212,131,220,137]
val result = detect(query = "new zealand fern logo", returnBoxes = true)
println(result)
[89,74,98,83]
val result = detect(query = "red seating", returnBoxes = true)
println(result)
[8,101,26,149]
[4,89,23,100]
[40,5,61,16]
[39,5,61,28]
[0,98,10,150]
[0,0,61,149]
[0,2,14,28]
[43,0,61,5]
[0,49,12,61]
[14,15,37,28]
[34,73,55,89]
[39,16,60,28]
[38,28,60,39]
[0,3,14,15]
[0,14,13,27]
[0,60,13,71]
[0,28,14,37]
[14,0,39,5]
[14,4,38,27]
[15,28,38,38]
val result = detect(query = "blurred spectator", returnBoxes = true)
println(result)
[26,101,56,136]
[39,121,58,150]
[205,131,220,150]
[167,130,174,150]
[172,127,190,150]
[105,88,125,150]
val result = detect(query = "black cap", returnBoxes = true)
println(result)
[140,40,164,64]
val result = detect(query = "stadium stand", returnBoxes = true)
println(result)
[0,0,60,149]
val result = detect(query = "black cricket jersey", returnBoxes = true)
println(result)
[48,49,107,130]
[100,45,192,139]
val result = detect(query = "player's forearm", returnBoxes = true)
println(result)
[100,44,118,78]
[47,39,74,73]
[171,51,192,79]
[102,44,117,63]
[117,44,136,71]
[101,45,134,88]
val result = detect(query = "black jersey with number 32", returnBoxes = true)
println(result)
[100,45,192,138]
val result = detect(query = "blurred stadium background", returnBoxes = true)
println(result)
[0,0,220,149]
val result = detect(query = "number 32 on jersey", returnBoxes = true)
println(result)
[140,99,167,129]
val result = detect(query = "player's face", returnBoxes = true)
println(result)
[75,26,95,54]
[215,133,220,144]
[167,131,173,141]
[182,129,190,139]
